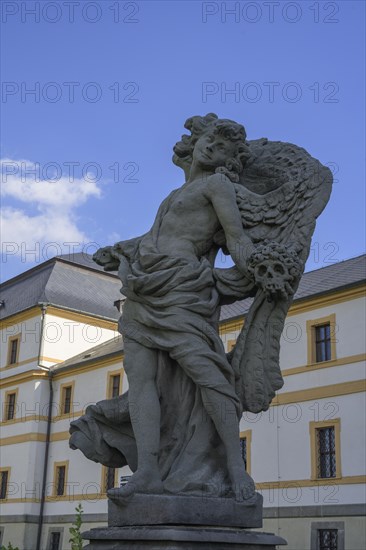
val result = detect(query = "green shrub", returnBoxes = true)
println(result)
[69,503,84,550]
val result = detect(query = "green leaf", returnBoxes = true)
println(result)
[69,504,84,549]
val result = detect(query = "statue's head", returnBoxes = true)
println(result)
[173,113,251,182]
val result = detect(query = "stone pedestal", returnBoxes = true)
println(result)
[82,525,287,549]
[108,493,263,528]
[82,493,287,549]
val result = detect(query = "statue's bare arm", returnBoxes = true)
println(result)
[204,174,254,274]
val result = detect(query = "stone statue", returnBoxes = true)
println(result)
[70,114,332,508]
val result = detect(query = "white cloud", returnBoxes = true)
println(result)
[0,158,103,259]
[1,158,101,208]
[1,207,86,243]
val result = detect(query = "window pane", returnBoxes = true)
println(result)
[0,471,9,499]
[9,339,18,364]
[324,340,331,361]
[105,467,116,491]
[317,427,336,478]
[240,438,247,471]
[316,342,326,362]
[315,323,331,362]
[318,528,338,550]
[63,387,72,414]
[56,466,66,496]
[49,532,61,550]
[6,393,16,420]
[111,375,121,398]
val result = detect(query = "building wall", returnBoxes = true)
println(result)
[41,309,119,366]
[0,289,365,550]
[263,516,365,550]
[0,305,119,549]
[0,310,42,372]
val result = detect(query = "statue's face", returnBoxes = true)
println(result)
[192,132,237,170]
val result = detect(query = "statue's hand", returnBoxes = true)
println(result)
[93,246,121,272]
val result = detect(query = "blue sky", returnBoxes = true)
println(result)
[1,0,365,282]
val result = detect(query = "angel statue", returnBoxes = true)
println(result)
[69,113,332,504]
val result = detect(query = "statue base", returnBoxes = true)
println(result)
[108,492,263,528]
[82,525,287,549]
[82,493,286,549]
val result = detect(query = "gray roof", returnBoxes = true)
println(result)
[52,335,123,373]
[0,254,121,321]
[1,252,364,325]
[57,252,106,272]
[52,254,365,372]
[220,254,366,321]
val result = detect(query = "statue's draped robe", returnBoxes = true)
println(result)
[69,140,332,496]
[70,191,255,496]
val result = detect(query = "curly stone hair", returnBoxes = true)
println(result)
[173,113,251,183]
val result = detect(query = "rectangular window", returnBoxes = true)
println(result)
[307,314,336,365]
[105,467,116,491]
[9,338,19,364]
[318,529,338,550]
[0,470,9,499]
[55,465,66,496]
[107,370,123,399]
[49,532,61,550]
[315,324,331,363]
[62,386,72,414]
[240,437,247,471]
[111,374,121,398]
[6,392,16,420]
[311,522,344,550]
[310,419,341,480]
[239,431,251,474]
[7,336,20,365]
[52,461,69,497]
[317,427,336,478]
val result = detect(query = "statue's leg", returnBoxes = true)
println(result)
[170,338,255,501]
[108,338,163,499]
[200,386,255,501]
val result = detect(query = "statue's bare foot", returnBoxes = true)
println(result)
[107,470,164,503]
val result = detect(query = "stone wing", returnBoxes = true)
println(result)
[227,139,333,413]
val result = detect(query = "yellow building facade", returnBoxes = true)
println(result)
[1,254,365,550]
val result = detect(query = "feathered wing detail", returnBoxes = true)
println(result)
[231,291,292,413]
[218,138,332,413]
[236,139,333,256]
